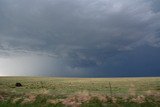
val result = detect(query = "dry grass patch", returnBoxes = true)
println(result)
[130,95,146,104]
[12,97,22,104]
[47,99,63,104]
[0,95,4,102]
[21,93,37,104]
[92,94,108,103]
[62,96,81,107]
[62,91,91,107]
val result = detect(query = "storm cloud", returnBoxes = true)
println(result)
[0,0,160,77]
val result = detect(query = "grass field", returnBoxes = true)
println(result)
[0,77,160,107]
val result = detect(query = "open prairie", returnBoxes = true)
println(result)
[0,77,160,107]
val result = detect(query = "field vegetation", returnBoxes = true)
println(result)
[0,77,160,107]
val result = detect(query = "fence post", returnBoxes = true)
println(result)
[109,82,112,97]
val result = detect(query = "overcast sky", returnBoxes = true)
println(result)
[0,0,160,77]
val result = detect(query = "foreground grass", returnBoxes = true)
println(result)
[0,77,160,107]
[0,95,159,107]
[0,101,159,107]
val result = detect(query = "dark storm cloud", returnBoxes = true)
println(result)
[151,0,160,12]
[0,0,160,76]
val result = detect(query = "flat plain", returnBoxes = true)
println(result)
[0,77,160,107]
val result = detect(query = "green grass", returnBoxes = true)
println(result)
[0,77,160,107]
[0,77,159,94]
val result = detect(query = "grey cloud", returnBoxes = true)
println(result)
[0,0,160,76]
